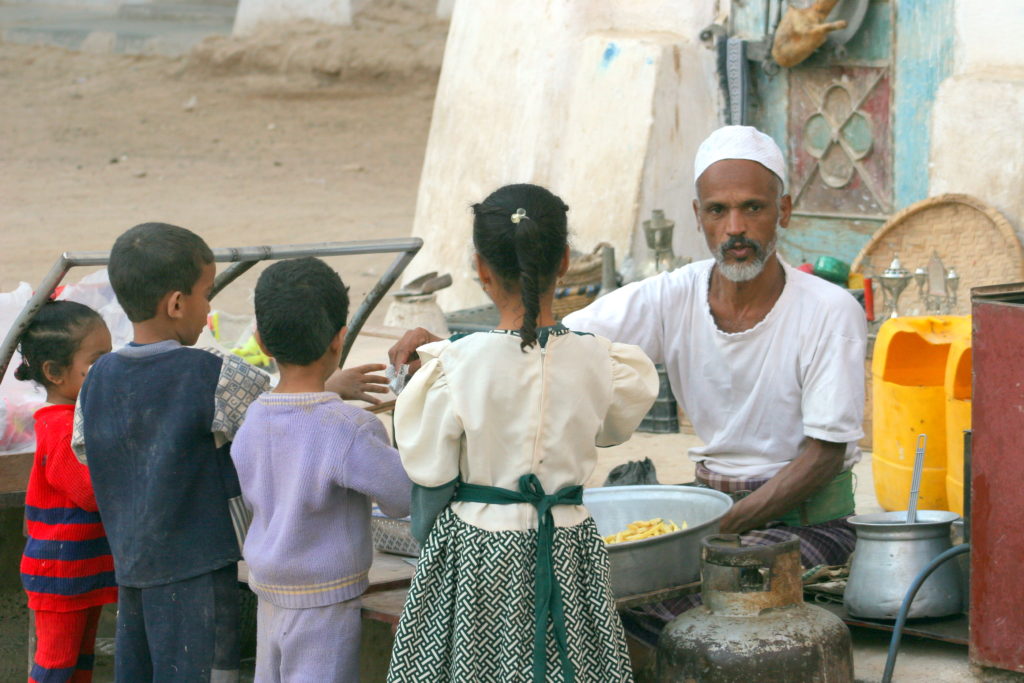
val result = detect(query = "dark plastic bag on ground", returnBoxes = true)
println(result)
[603,457,659,487]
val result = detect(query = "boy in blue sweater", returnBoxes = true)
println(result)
[231,257,411,683]
[73,222,269,682]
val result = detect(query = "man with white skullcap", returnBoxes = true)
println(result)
[562,125,867,634]
[386,125,867,636]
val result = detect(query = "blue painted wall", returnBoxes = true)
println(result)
[893,0,955,209]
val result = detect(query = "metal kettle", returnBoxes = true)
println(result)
[844,510,962,619]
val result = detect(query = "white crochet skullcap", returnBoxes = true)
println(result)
[694,125,787,191]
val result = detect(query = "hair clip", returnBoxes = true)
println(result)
[511,208,528,224]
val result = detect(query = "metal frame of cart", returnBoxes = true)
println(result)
[0,237,423,381]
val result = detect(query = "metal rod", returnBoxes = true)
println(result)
[211,261,261,300]
[906,434,926,524]
[0,255,72,382]
[341,247,420,367]
[205,239,423,261]
[1,238,423,384]
[60,238,423,268]
[881,543,971,683]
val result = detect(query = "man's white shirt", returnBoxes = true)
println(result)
[563,257,867,479]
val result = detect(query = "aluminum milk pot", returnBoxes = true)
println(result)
[844,510,962,619]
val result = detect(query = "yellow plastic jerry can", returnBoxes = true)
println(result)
[944,333,972,516]
[871,316,971,511]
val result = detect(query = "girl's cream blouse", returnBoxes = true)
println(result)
[394,328,659,532]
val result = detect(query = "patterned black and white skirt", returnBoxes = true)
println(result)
[387,507,633,682]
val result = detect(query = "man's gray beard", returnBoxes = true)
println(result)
[714,234,778,283]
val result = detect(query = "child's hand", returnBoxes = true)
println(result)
[388,327,442,375]
[326,364,389,404]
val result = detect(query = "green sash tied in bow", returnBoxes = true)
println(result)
[453,473,583,683]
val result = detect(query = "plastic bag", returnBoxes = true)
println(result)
[603,457,660,487]
[0,270,131,455]
[57,270,132,349]
[0,282,46,455]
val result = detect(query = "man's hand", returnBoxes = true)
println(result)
[718,437,845,534]
[388,327,443,376]
[326,364,390,404]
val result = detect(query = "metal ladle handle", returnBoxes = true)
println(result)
[906,434,927,524]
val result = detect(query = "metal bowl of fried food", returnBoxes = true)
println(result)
[583,485,733,598]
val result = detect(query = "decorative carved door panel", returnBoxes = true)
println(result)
[789,66,892,219]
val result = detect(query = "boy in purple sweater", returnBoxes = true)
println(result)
[231,257,412,682]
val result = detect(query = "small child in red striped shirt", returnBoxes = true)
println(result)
[15,300,117,683]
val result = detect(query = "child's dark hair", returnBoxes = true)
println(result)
[254,257,350,366]
[472,183,569,350]
[14,301,105,387]
[108,222,215,322]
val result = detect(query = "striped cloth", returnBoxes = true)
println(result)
[622,462,856,646]
[21,404,117,612]
[694,461,773,493]
[29,605,102,683]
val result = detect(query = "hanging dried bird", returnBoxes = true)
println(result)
[771,0,848,68]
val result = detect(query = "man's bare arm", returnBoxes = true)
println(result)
[717,437,845,534]
[388,327,443,375]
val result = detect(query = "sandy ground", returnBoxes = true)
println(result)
[0,12,443,319]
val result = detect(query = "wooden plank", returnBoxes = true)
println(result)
[0,452,32,498]
[0,492,26,509]
[365,552,416,593]
[239,551,416,590]
[814,600,968,646]
[361,587,408,629]
[615,581,701,610]
[366,400,396,415]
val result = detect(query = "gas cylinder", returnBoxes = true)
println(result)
[657,534,853,682]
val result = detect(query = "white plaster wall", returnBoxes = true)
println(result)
[930,75,1024,236]
[409,0,720,310]
[929,0,1024,241]
[435,0,454,21]
[954,0,1024,76]
[234,0,369,35]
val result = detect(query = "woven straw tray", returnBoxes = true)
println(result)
[851,194,1024,316]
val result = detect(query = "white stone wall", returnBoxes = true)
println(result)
[409,0,721,310]
[953,0,1024,75]
[930,0,1024,239]
[435,0,454,21]
[234,0,370,35]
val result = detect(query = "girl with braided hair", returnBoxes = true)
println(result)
[387,183,659,682]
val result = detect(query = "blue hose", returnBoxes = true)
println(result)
[881,543,971,683]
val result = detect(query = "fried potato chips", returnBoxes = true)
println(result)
[602,517,687,544]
